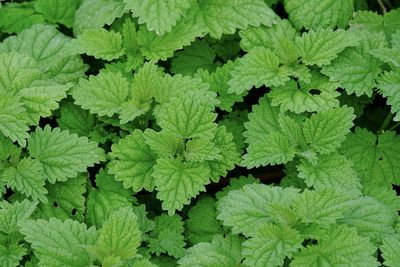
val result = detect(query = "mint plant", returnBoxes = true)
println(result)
[0,0,400,266]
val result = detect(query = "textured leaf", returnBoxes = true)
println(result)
[195,0,276,39]
[178,235,243,267]
[109,130,157,192]
[20,218,98,267]
[215,175,260,200]
[71,28,125,61]
[381,234,400,267]
[217,184,300,237]
[296,28,358,67]
[184,138,221,162]
[148,214,186,258]
[298,153,361,193]
[57,102,95,137]
[153,158,210,215]
[228,47,291,95]
[0,3,45,34]
[1,158,47,202]
[377,71,400,121]
[72,71,130,117]
[285,0,354,30]
[124,0,192,35]
[321,31,386,97]
[291,225,378,267]
[143,129,184,158]
[27,126,105,183]
[0,200,37,234]
[92,207,141,261]
[34,0,79,27]
[341,128,400,186]
[269,72,340,114]
[303,106,355,154]
[243,224,303,267]
[0,241,27,267]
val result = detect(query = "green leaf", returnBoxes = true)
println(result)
[303,106,355,154]
[297,153,361,194]
[157,93,217,139]
[291,225,378,267]
[228,47,291,95]
[0,241,27,267]
[178,234,243,267]
[0,200,37,234]
[143,129,184,158]
[92,206,141,261]
[57,101,95,137]
[292,189,356,225]
[195,0,277,39]
[377,71,400,121]
[321,31,386,97]
[215,175,260,200]
[74,0,127,34]
[124,0,192,35]
[341,128,400,187]
[148,214,186,258]
[185,197,224,245]
[70,28,125,61]
[27,126,105,183]
[72,71,130,117]
[243,224,303,267]
[381,234,400,267]
[34,0,79,27]
[1,158,47,202]
[86,169,134,228]
[296,28,358,67]
[109,130,157,192]
[217,184,300,237]
[269,72,340,114]
[0,3,45,34]
[285,0,354,30]
[20,218,98,267]
[153,158,210,215]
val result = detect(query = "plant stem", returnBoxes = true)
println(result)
[388,122,400,131]
[379,112,394,132]
[377,0,387,14]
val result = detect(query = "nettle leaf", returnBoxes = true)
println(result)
[153,158,210,215]
[20,218,98,267]
[377,71,400,121]
[0,158,47,202]
[178,234,243,267]
[228,47,291,95]
[194,0,277,39]
[321,31,387,97]
[217,184,300,237]
[109,130,157,192]
[124,0,192,35]
[242,224,303,267]
[91,207,141,261]
[70,28,125,61]
[148,214,186,258]
[341,128,400,187]
[57,101,95,137]
[0,240,27,267]
[291,225,378,267]
[0,3,45,34]
[296,28,358,67]
[381,234,400,267]
[285,0,354,30]
[71,71,130,117]
[0,200,37,234]
[215,175,260,200]
[27,126,105,183]
[34,0,79,27]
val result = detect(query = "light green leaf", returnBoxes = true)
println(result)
[381,234,400,267]
[72,71,129,117]
[215,175,260,200]
[285,0,354,30]
[143,129,184,158]
[1,158,47,202]
[178,235,243,267]
[109,130,157,192]
[296,28,358,67]
[217,184,300,237]
[184,138,221,162]
[303,106,355,154]
[71,28,125,61]
[0,241,27,267]
[377,71,400,121]
[57,101,95,137]
[34,0,79,27]
[92,207,141,261]
[20,218,98,267]
[228,47,291,95]
[27,126,105,183]
[195,0,277,39]
[0,200,37,234]
[124,0,192,35]
[243,224,302,267]
[0,3,44,34]
[148,214,186,258]
[153,158,210,215]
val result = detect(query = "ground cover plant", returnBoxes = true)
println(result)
[0,0,400,266]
